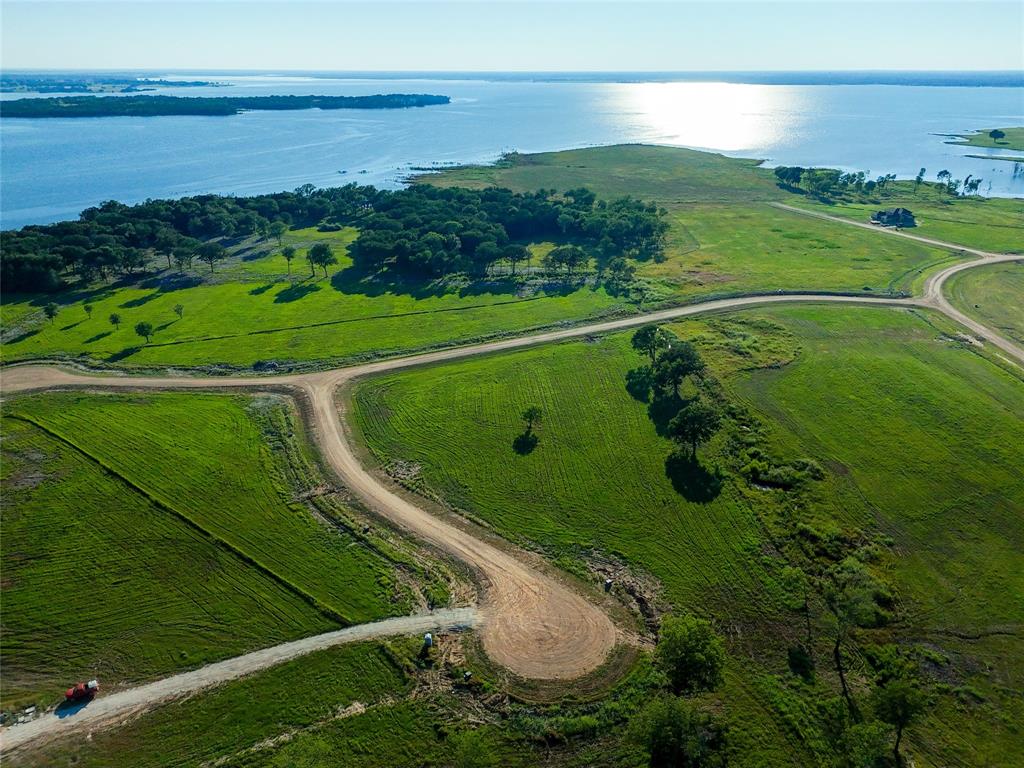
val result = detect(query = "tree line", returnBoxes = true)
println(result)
[349,185,667,278]
[1,182,667,293]
[774,165,983,199]
[1,93,451,118]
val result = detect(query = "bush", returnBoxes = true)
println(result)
[654,614,725,695]
[629,696,726,768]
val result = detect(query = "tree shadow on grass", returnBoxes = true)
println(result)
[647,392,687,437]
[241,249,272,262]
[106,346,141,363]
[59,320,84,331]
[274,282,321,303]
[625,365,654,403]
[83,331,112,344]
[249,283,276,296]
[664,450,723,503]
[512,430,539,455]
[6,328,40,344]
[119,291,161,309]
[139,273,203,292]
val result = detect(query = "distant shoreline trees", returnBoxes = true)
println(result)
[1,93,452,118]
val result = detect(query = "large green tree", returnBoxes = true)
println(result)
[654,613,725,695]
[134,321,154,343]
[630,696,726,768]
[824,558,891,721]
[307,243,338,278]
[197,242,225,273]
[632,325,670,365]
[654,342,704,398]
[873,678,930,764]
[668,401,721,458]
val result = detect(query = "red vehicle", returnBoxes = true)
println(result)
[65,680,99,702]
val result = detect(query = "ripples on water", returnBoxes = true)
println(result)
[1,74,1021,228]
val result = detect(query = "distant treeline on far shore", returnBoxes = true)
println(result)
[0,93,451,118]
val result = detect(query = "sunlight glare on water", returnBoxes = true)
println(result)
[611,81,799,151]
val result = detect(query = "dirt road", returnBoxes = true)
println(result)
[1,225,1020,751]
[1,608,477,753]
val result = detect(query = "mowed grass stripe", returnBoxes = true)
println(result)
[0,417,332,710]
[2,392,409,709]
[14,393,405,623]
[6,412,350,626]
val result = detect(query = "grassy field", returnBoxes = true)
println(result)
[419,144,783,202]
[1,391,429,711]
[784,183,1024,254]
[12,641,417,768]
[2,148,983,371]
[945,260,1024,346]
[1,225,623,370]
[651,202,951,298]
[950,127,1024,152]
[351,304,1024,766]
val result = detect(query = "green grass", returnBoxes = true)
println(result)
[1,391,417,711]
[420,144,783,203]
[950,127,1024,152]
[14,641,414,768]
[646,202,951,298]
[1,221,623,370]
[784,182,1024,254]
[945,260,1024,346]
[351,304,1024,766]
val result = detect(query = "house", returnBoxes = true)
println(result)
[870,208,916,228]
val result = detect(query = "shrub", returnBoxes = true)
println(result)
[654,614,725,695]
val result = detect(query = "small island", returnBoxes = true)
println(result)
[1,93,451,118]
[947,127,1024,161]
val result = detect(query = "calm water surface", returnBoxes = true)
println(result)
[2,75,1022,228]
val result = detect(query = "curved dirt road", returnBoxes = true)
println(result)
[1,236,1020,750]
[1,608,477,753]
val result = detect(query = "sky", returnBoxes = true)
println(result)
[2,1,1022,72]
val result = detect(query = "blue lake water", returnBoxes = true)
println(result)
[2,74,1022,229]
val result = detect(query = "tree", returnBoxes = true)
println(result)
[654,614,725,695]
[197,242,225,273]
[308,242,338,278]
[173,246,193,273]
[989,129,1005,139]
[269,220,288,245]
[154,227,179,269]
[522,406,542,432]
[913,168,926,191]
[824,558,892,721]
[654,341,705,398]
[629,696,726,768]
[44,302,59,323]
[668,401,721,458]
[936,169,951,185]
[632,325,670,365]
[83,302,93,319]
[872,678,929,764]
[109,312,121,330]
[173,303,184,319]
[503,244,529,276]
[282,245,296,275]
[135,321,154,343]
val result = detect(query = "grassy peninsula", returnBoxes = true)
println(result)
[1,93,450,118]
[948,126,1024,153]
